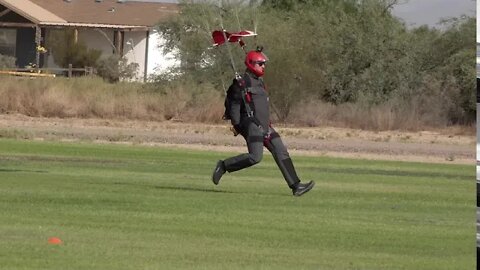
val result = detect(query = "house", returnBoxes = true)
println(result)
[477,43,480,78]
[0,0,179,81]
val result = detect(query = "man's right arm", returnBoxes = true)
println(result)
[228,82,242,133]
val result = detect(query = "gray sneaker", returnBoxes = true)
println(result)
[292,181,315,196]
[212,160,226,185]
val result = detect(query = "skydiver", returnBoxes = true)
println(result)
[212,48,315,196]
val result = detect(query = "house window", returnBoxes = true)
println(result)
[0,28,16,56]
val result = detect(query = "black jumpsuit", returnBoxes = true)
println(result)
[222,70,301,189]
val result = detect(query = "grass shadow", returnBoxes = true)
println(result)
[112,181,292,196]
[112,181,236,194]
[308,167,472,181]
[154,185,236,194]
[0,169,48,173]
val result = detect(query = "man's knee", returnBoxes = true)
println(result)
[269,138,290,160]
[248,152,263,165]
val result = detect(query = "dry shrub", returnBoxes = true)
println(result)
[0,77,45,116]
[0,76,173,120]
[285,100,337,127]
[179,83,225,123]
[288,98,438,131]
[36,88,68,117]
[159,85,190,120]
[0,76,470,131]
[333,103,400,130]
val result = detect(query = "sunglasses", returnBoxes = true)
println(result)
[255,61,266,67]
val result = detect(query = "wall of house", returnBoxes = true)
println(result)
[0,28,17,57]
[0,4,42,68]
[146,29,179,80]
[121,30,181,81]
[16,28,36,68]
[79,28,116,57]
[0,27,36,68]
[42,27,178,82]
[123,31,147,81]
[44,28,59,69]
[44,28,117,70]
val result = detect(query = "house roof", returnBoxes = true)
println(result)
[0,0,66,24]
[0,0,178,29]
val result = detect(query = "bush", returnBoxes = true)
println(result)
[96,55,139,83]
[0,76,224,122]
[47,29,101,69]
[0,54,16,68]
[156,1,475,128]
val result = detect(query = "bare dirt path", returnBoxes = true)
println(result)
[0,114,475,165]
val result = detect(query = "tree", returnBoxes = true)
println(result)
[47,29,101,68]
[156,0,475,125]
[0,54,15,68]
[96,55,139,83]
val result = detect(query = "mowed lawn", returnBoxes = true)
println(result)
[0,138,474,270]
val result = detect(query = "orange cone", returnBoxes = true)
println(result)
[48,237,62,245]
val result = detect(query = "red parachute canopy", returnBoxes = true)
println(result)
[212,30,257,47]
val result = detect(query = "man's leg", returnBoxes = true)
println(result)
[264,127,315,196]
[212,123,264,185]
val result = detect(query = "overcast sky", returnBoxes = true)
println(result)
[477,0,480,42]
[391,0,475,28]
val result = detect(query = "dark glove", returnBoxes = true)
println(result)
[230,124,241,136]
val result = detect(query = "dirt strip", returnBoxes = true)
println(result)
[0,114,475,165]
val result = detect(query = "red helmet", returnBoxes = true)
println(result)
[245,50,268,77]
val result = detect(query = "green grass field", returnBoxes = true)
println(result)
[0,138,474,269]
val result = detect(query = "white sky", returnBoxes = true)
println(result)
[391,0,475,28]
[477,0,480,42]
